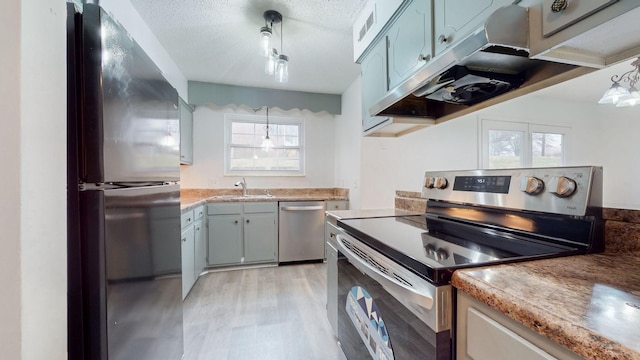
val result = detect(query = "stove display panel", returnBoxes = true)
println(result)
[453,175,511,193]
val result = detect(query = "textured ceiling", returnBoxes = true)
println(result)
[129,0,367,95]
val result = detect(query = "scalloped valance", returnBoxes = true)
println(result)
[188,81,342,115]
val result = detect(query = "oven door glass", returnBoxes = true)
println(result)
[337,252,450,360]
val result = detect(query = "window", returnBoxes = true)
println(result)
[224,113,304,175]
[481,119,570,169]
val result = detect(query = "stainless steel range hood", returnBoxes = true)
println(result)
[369,5,593,128]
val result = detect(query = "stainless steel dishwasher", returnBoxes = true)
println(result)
[278,201,325,263]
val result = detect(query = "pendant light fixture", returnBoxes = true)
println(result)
[260,10,288,83]
[261,107,275,151]
[598,57,640,107]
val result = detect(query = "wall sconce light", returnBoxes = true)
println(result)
[598,57,640,107]
[260,10,288,83]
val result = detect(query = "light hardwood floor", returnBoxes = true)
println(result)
[183,263,341,360]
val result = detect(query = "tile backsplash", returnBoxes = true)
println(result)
[395,191,640,254]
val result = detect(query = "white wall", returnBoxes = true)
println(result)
[338,77,640,210]
[180,105,337,189]
[1,0,22,357]
[0,0,68,358]
[591,105,640,209]
[335,78,364,208]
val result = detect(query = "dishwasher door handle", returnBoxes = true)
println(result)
[280,206,324,211]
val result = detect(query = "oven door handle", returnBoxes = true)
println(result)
[336,234,435,310]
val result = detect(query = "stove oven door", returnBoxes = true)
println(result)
[335,233,451,360]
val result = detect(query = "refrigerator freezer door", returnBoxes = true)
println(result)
[78,184,183,359]
[79,4,180,183]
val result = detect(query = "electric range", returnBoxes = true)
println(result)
[332,166,603,360]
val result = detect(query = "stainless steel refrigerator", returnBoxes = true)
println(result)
[67,3,183,359]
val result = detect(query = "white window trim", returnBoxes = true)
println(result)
[224,113,305,176]
[480,118,572,169]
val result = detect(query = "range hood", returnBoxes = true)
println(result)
[368,5,594,131]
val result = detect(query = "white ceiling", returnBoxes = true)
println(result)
[128,0,636,103]
[128,0,367,95]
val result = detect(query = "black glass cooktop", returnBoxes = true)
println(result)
[337,215,581,285]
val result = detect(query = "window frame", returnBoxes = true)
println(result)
[480,118,571,169]
[224,113,305,176]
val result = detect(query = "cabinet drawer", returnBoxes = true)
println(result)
[207,203,243,215]
[244,202,277,214]
[181,209,194,229]
[325,200,349,211]
[193,205,205,220]
[467,308,556,360]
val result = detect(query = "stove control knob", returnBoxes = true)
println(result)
[520,176,545,195]
[434,177,448,189]
[436,248,449,261]
[425,176,436,189]
[426,243,437,256]
[549,176,577,197]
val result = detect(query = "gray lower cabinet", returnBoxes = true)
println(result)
[193,208,206,276]
[208,214,243,265]
[244,212,278,263]
[457,291,583,360]
[181,210,196,300]
[325,221,339,336]
[207,202,277,266]
[181,205,205,300]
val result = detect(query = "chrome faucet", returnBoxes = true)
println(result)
[234,177,248,197]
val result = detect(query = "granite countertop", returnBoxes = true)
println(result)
[180,188,349,212]
[452,253,640,360]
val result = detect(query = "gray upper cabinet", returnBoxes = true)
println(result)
[433,0,513,56]
[361,37,390,132]
[387,0,433,90]
[352,0,404,62]
[179,98,193,165]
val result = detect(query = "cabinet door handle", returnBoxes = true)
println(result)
[182,237,186,242]
[437,35,450,44]
[234,220,238,224]
[419,54,431,62]
[246,219,250,223]
[281,206,324,211]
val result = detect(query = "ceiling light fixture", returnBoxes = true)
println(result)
[260,10,288,83]
[598,57,640,107]
[261,107,275,151]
